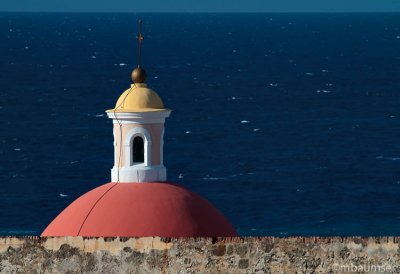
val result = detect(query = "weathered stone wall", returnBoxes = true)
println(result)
[0,236,399,273]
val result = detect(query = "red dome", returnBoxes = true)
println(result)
[41,182,238,237]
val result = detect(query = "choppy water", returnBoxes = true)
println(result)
[0,13,400,236]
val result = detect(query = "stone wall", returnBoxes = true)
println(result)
[0,236,399,273]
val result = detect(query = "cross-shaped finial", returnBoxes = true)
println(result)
[131,18,147,83]
[136,18,144,67]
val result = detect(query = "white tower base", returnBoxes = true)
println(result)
[111,164,167,183]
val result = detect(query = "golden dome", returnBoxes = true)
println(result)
[107,83,167,113]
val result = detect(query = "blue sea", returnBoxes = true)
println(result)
[0,13,399,236]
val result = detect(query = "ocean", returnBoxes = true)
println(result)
[0,13,399,236]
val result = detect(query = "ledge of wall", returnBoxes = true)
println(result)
[1,236,399,273]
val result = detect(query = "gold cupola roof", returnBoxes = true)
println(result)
[107,83,167,113]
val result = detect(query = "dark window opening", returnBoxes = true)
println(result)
[132,136,144,163]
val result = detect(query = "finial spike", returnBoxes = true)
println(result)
[132,18,147,83]
[136,18,144,68]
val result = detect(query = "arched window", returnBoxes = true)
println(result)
[132,136,144,163]
[124,127,151,167]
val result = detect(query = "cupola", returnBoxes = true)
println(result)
[41,19,238,237]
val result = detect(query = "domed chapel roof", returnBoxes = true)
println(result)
[41,182,238,237]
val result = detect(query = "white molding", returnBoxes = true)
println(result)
[107,110,171,124]
[111,119,166,125]
[111,165,167,183]
[124,127,152,166]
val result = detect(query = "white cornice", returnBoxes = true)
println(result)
[106,110,171,124]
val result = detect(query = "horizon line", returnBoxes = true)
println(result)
[1,11,400,14]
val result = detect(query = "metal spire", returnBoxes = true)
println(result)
[131,18,147,83]
[136,18,144,68]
